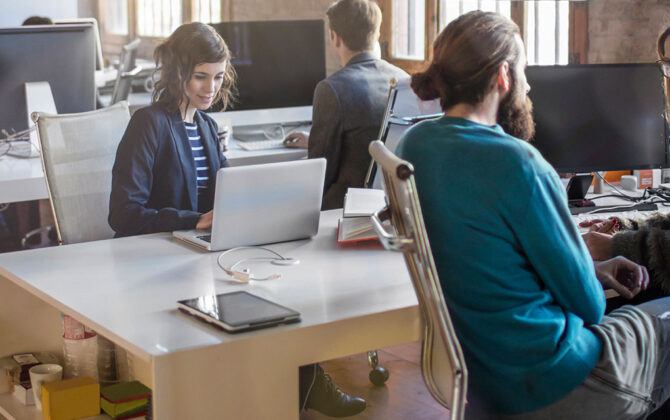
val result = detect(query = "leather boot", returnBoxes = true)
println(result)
[304,364,366,417]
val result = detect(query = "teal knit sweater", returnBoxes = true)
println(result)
[397,116,604,414]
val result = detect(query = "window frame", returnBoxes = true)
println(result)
[378,0,588,73]
[98,0,232,61]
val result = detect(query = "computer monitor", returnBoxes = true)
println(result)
[526,63,667,173]
[54,18,105,71]
[210,20,325,117]
[0,24,96,134]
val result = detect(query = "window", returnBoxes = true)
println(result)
[524,1,570,65]
[381,0,586,71]
[193,0,222,24]
[99,0,227,58]
[440,0,511,28]
[391,0,426,60]
[104,1,128,35]
[136,0,182,38]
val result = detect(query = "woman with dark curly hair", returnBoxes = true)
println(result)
[108,22,365,418]
[109,22,235,236]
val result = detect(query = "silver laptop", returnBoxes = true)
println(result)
[173,158,326,251]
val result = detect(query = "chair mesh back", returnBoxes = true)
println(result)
[111,40,140,105]
[35,102,130,244]
[369,77,442,189]
[389,77,441,120]
[369,140,467,420]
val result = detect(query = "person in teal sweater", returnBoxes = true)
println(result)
[396,11,670,418]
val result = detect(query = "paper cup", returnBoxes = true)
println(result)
[29,364,63,410]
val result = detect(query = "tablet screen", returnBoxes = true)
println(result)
[178,291,300,328]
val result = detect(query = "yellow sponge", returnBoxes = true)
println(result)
[42,376,100,420]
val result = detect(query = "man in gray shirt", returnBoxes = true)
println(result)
[284,0,408,210]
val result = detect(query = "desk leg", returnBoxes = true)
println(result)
[152,338,300,420]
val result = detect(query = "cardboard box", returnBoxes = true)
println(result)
[11,382,34,405]
[42,376,99,420]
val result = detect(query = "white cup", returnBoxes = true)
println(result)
[29,364,63,410]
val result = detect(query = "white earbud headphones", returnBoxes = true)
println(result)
[216,246,299,283]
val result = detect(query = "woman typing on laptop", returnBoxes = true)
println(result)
[108,22,365,418]
[109,22,233,236]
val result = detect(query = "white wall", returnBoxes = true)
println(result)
[1,0,78,26]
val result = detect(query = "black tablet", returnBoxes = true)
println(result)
[177,291,301,333]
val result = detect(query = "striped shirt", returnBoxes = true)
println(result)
[184,121,209,209]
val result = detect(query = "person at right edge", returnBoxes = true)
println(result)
[396,11,670,419]
[283,0,408,210]
[581,25,670,308]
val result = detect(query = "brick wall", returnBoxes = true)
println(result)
[588,0,670,63]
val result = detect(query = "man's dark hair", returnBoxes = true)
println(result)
[411,11,522,111]
[326,0,381,52]
[22,16,54,25]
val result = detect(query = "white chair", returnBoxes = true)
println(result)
[364,77,442,189]
[369,140,468,420]
[32,101,131,245]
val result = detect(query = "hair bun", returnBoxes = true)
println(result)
[411,65,442,101]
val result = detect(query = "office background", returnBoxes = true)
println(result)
[4,0,669,77]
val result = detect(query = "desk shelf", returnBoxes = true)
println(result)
[0,392,110,420]
[0,210,419,419]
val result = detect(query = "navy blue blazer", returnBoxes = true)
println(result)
[109,103,228,237]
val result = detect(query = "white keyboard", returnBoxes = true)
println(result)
[236,139,286,151]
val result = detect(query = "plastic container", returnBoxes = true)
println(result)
[63,335,98,380]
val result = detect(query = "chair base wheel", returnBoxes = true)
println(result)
[369,366,389,386]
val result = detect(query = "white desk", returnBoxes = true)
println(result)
[0,210,420,419]
[0,156,47,204]
[0,143,307,204]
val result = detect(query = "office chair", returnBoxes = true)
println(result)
[368,140,468,420]
[32,101,131,244]
[110,39,142,105]
[363,77,442,386]
[363,77,442,189]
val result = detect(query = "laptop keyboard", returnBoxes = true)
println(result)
[197,234,212,243]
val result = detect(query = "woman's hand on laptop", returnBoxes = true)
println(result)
[196,210,213,230]
[283,131,309,149]
[594,256,649,299]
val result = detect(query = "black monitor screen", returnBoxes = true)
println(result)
[0,25,96,133]
[526,63,667,172]
[210,20,325,111]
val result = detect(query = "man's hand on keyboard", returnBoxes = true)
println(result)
[196,210,213,230]
[582,231,614,261]
[283,131,309,149]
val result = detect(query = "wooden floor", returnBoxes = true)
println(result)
[301,341,450,420]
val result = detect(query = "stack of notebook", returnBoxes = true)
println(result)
[337,188,387,243]
[100,380,151,419]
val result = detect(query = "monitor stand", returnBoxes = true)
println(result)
[566,173,594,203]
[11,81,58,158]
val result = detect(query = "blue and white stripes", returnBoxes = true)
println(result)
[184,121,209,202]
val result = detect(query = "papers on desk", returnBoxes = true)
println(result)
[337,188,387,243]
[343,188,386,217]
